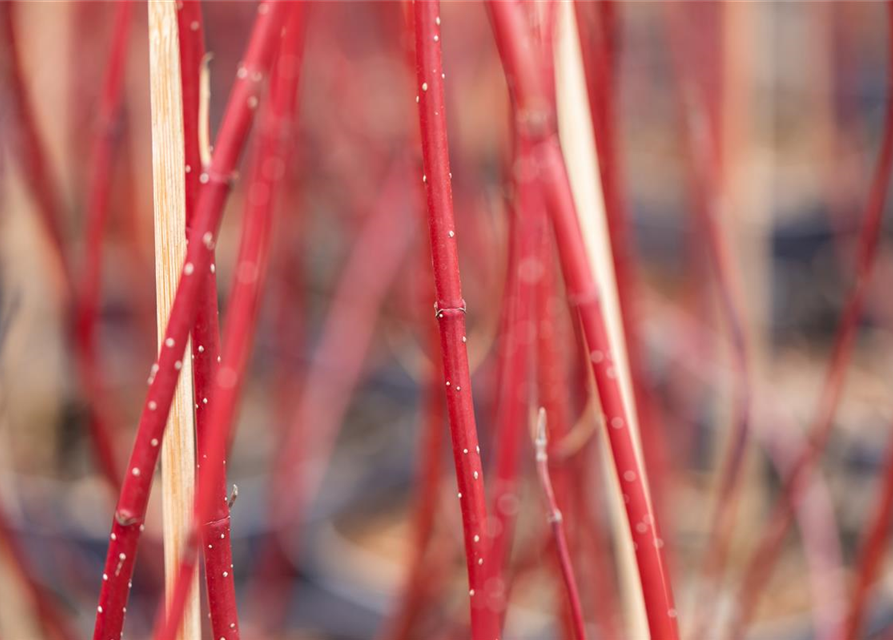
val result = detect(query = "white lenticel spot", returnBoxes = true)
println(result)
[165,338,175,347]
[624,471,637,482]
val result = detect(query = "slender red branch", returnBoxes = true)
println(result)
[487,136,538,607]
[662,5,753,638]
[729,4,893,637]
[844,419,893,640]
[74,0,134,491]
[534,408,587,640]
[156,9,307,639]
[573,1,670,510]
[376,320,445,640]
[486,3,679,638]
[92,4,290,638]
[247,155,417,630]
[413,4,499,638]
[175,2,240,636]
[0,505,79,640]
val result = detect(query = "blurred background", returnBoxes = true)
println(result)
[2,1,893,639]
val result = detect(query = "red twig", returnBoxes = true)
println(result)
[573,0,670,509]
[662,5,753,637]
[175,2,240,636]
[729,3,893,636]
[487,134,539,608]
[92,4,290,639]
[0,506,79,640]
[376,320,445,640]
[486,3,679,638]
[413,4,499,638]
[534,408,587,640]
[247,152,417,630]
[156,8,307,638]
[74,0,135,491]
[845,420,893,640]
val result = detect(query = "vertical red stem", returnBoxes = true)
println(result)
[175,2,239,636]
[534,409,587,640]
[156,8,306,639]
[486,3,679,638]
[75,0,134,491]
[92,4,290,639]
[413,3,499,638]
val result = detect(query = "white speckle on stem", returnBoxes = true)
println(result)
[422,82,428,92]
[165,338,175,348]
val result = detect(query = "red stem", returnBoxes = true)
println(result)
[247,155,417,630]
[413,4,499,638]
[729,3,893,636]
[486,3,679,638]
[844,418,893,640]
[572,1,670,509]
[534,409,587,640]
[662,5,753,637]
[175,2,239,636]
[92,4,290,639]
[0,505,79,640]
[155,8,307,639]
[376,320,445,640]
[74,0,135,491]
[487,134,539,609]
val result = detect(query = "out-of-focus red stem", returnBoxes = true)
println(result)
[376,320,445,640]
[92,4,290,638]
[486,3,679,638]
[175,2,239,636]
[729,4,893,637]
[663,5,753,638]
[487,137,538,609]
[0,506,79,640]
[413,4,499,637]
[534,408,587,640]
[845,422,893,640]
[156,9,307,639]
[74,0,134,492]
[573,0,670,510]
